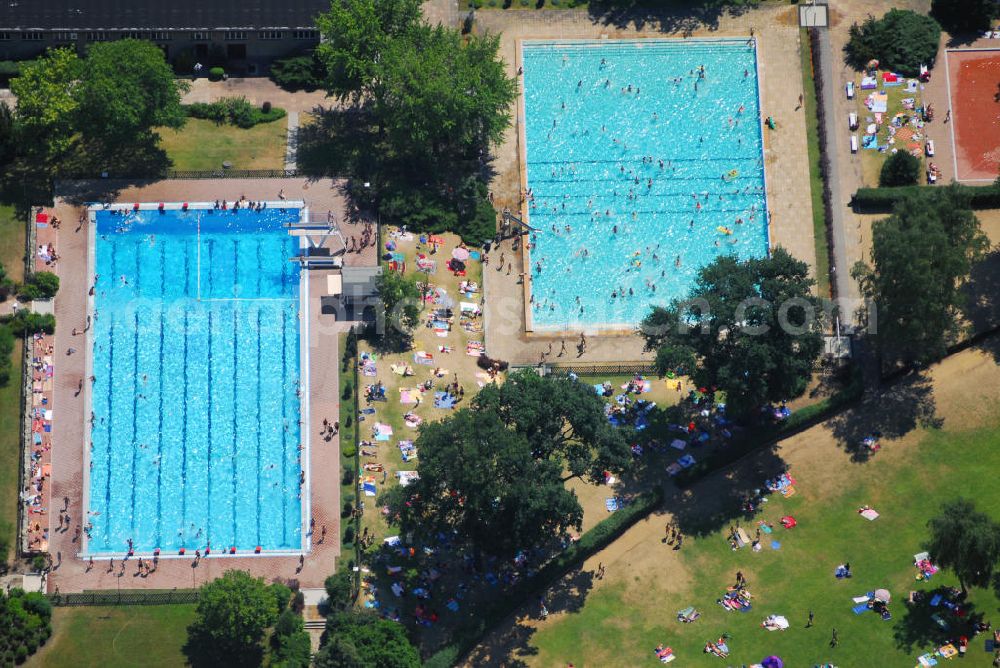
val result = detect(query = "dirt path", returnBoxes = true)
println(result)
[466,342,1000,665]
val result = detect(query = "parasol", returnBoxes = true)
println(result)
[874,589,891,603]
[451,247,470,261]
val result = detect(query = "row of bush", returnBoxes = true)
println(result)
[184,97,286,129]
[673,365,864,487]
[423,487,664,668]
[0,588,53,665]
[0,311,55,390]
[852,182,1000,212]
[806,27,837,299]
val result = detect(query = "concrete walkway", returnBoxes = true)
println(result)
[285,111,300,171]
[817,27,858,309]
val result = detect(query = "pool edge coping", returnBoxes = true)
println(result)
[79,201,311,558]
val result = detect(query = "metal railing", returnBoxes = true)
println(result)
[523,361,659,377]
[164,169,301,179]
[49,589,200,607]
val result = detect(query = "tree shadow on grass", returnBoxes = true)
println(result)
[587,0,757,35]
[664,443,788,539]
[963,249,1000,354]
[460,569,596,667]
[893,586,989,654]
[823,370,940,462]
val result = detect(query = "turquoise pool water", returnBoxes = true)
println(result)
[88,207,303,554]
[522,39,769,329]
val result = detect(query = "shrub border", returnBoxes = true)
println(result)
[851,183,1000,213]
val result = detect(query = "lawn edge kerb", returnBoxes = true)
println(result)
[422,487,664,668]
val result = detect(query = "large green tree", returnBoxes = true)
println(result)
[844,9,942,76]
[642,247,824,417]
[473,369,632,482]
[10,40,185,171]
[931,0,995,35]
[374,270,422,350]
[314,611,420,668]
[853,186,989,367]
[10,48,82,161]
[385,409,583,561]
[315,0,422,101]
[376,26,515,164]
[925,498,1000,594]
[185,570,280,667]
[309,2,516,242]
[77,40,187,154]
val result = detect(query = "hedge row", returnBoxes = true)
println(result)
[423,487,664,668]
[807,27,838,299]
[673,365,864,487]
[852,184,1000,212]
[184,97,286,129]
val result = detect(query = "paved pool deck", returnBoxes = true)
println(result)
[43,178,371,593]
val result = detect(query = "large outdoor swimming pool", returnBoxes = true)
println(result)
[522,39,769,329]
[87,206,305,555]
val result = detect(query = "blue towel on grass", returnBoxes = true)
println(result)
[770,540,781,550]
[852,603,869,615]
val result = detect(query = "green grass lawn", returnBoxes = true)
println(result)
[528,418,1000,667]
[29,604,196,668]
[854,75,928,187]
[799,29,831,299]
[157,118,288,172]
[0,203,25,563]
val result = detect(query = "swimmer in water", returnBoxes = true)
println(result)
[675,255,681,267]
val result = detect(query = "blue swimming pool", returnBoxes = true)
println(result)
[522,39,769,329]
[87,206,304,555]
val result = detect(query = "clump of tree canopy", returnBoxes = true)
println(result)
[852,185,988,369]
[931,0,996,35]
[641,247,824,418]
[0,588,52,665]
[9,40,186,177]
[844,9,942,76]
[314,610,420,668]
[383,370,631,563]
[925,498,1000,594]
[185,570,309,668]
[270,52,327,91]
[373,270,423,351]
[305,0,517,243]
[879,150,922,187]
